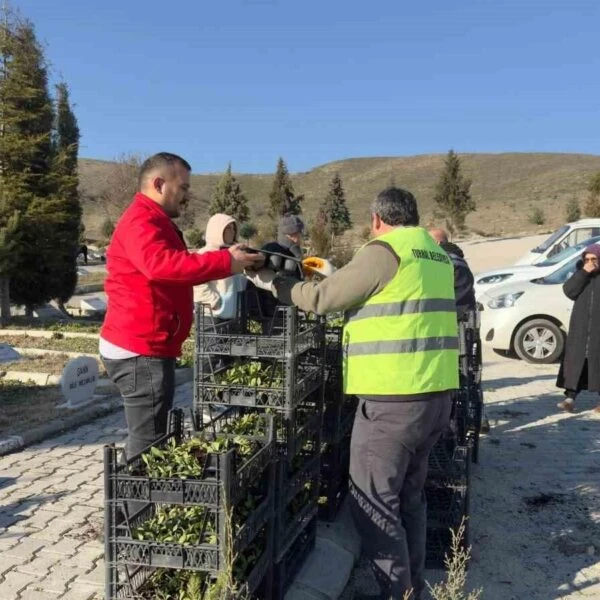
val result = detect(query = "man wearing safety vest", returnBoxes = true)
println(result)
[263,187,459,600]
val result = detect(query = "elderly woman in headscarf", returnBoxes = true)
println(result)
[556,243,600,413]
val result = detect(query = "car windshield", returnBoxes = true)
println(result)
[536,235,600,267]
[531,225,569,253]
[538,256,580,285]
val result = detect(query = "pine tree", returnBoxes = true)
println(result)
[47,82,82,305]
[584,171,600,218]
[433,150,475,233]
[323,173,352,237]
[2,17,56,313]
[268,157,303,218]
[209,163,249,222]
[1,10,55,314]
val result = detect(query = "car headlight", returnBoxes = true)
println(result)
[487,291,524,309]
[477,273,513,285]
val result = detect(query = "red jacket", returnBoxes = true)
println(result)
[101,193,232,357]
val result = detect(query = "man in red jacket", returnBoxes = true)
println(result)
[100,152,262,459]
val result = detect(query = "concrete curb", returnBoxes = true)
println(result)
[0,368,193,457]
[286,501,361,600]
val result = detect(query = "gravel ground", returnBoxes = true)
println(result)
[340,346,600,600]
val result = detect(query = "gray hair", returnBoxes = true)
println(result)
[370,187,419,226]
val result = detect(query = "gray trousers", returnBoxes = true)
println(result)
[101,356,176,460]
[349,394,452,600]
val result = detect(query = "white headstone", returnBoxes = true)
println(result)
[60,356,99,408]
[80,297,107,313]
[34,303,66,319]
[0,344,21,364]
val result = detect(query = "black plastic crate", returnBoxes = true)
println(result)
[454,380,484,463]
[109,493,272,571]
[272,516,317,600]
[318,440,351,522]
[426,523,469,570]
[194,354,324,411]
[426,480,469,530]
[275,454,320,560]
[107,549,271,600]
[426,450,471,570]
[104,409,276,507]
[195,387,323,467]
[428,440,470,484]
[195,300,325,359]
[322,393,357,445]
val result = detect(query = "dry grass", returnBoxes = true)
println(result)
[77,271,106,287]
[79,153,600,240]
[0,379,65,438]
[2,316,103,333]
[427,519,482,600]
[2,334,99,354]
[2,354,105,376]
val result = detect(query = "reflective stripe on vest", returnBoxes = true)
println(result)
[343,227,459,396]
[346,298,457,322]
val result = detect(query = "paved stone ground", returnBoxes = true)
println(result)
[1,347,599,600]
[341,347,600,599]
[0,384,195,600]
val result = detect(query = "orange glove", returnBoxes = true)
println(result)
[302,257,336,278]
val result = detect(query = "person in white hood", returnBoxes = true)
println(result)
[194,214,247,319]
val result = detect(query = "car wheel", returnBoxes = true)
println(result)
[514,319,565,364]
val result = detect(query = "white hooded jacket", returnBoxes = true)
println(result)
[193,214,247,318]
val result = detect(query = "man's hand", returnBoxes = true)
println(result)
[583,261,598,274]
[228,245,265,274]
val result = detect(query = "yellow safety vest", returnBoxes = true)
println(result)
[343,227,458,395]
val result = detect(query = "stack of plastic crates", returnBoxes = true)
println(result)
[456,307,484,463]
[193,294,326,599]
[319,323,358,521]
[104,408,276,599]
[425,433,471,569]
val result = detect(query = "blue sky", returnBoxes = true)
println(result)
[15,0,600,173]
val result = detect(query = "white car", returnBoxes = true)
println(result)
[479,256,581,364]
[474,235,600,298]
[514,219,600,266]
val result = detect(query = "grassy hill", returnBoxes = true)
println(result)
[79,152,600,240]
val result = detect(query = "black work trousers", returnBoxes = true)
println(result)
[349,394,452,600]
[101,356,176,460]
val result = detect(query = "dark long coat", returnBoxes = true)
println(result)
[556,265,600,392]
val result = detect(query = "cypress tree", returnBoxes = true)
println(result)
[47,82,82,306]
[2,17,56,313]
[268,157,303,218]
[323,173,352,237]
[433,150,475,234]
[209,163,249,222]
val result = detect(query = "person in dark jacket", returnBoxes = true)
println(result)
[246,214,305,320]
[556,243,600,413]
[429,228,476,313]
